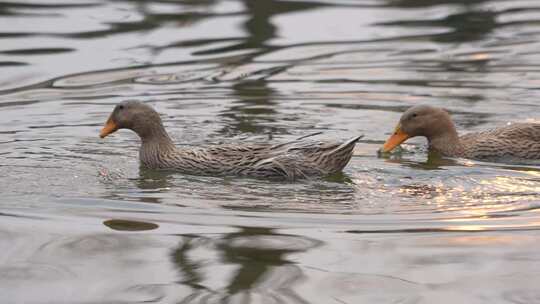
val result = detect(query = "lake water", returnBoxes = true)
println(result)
[1,0,540,303]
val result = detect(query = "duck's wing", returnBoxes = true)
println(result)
[285,135,362,154]
[498,123,540,142]
[460,123,540,160]
[266,135,363,176]
[183,135,363,179]
[251,154,325,180]
[461,123,540,141]
[181,143,316,179]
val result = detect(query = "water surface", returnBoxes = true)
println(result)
[1,0,540,303]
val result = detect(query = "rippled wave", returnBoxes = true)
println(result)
[1,0,540,303]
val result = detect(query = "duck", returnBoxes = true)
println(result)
[99,101,363,180]
[381,105,540,161]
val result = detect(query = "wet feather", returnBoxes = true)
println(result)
[383,105,540,162]
[100,101,362,180]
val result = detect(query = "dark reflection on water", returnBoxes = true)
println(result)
[171,227,321,303]
[387,0,490,6]
[380,7,498,43]
[222,79,280,135]
[137,168,175,190]
[381,151,461,170]
[103,218,159,231]
[1,0,540,303]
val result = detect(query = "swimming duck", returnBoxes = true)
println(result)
[381,105,540,161]
[99,101,362,180]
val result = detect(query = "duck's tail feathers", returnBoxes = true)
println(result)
[329,135,363,155]
[322,134,363,173]
[254,135,363,180]
[295,131,324,141]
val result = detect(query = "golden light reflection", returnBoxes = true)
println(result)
[471,53,490,61]
[460,159,476,167]
[522,170,540,178]
[432,235,529,246]
[446,225,486,231]
[395,174,540,215]
[479,175,540,193]
[350,164,540,220]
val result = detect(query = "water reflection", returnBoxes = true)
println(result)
[2,0,540,302]
[386,0,490,6]
[381,9,498,43]
[201,0,323,56]
[171,227,321,303]
[171,235,209,298]
[381,150,462,170]
[137,168,175,191]
[221,79,279,135]
[103,218,159,231]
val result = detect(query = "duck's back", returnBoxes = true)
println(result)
[459,123,540,160]
[157,136,361,179]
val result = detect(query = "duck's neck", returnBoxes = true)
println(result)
[136,121,176,168]
[427,125,464,157]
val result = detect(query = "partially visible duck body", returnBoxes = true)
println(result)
[382,105,540,162]
[100,101,362,180]
[457,123,540,161]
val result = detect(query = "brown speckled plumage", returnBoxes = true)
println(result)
[457,123,540,160]
[100,101,362,180]
[383,105,540,161]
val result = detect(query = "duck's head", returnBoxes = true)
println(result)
[381,105,454,152]
[100,100,163,139]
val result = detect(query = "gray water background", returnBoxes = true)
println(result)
[1,0,540,303]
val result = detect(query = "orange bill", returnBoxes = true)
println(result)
[99,117,118,138]
[382,124,410,152]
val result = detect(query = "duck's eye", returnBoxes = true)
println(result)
[118,105,124,110]
[411,113,418,118]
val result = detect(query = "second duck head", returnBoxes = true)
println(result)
[382,105,457,152]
